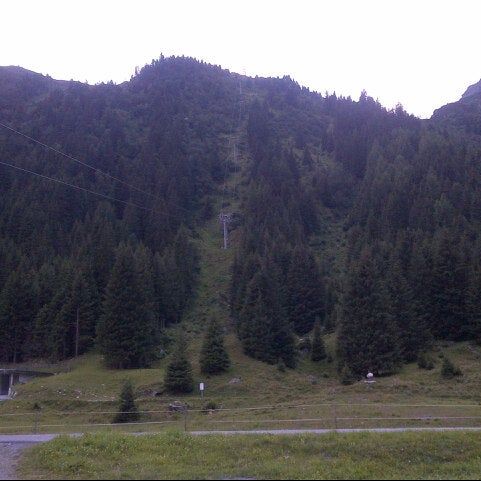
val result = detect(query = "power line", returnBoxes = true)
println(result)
[0,159,157,214]
[0,159,211,248]
[0,121,161,203]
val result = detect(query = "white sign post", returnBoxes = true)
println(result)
[199,382,205,399]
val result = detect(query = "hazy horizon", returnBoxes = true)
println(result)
[2,0,481,119]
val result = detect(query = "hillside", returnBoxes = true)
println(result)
[462,79,481,99]
[0,57,481,421]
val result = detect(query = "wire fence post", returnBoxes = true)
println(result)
[184,408,188,433]
[333,404,338,431]
[33,403,41,435]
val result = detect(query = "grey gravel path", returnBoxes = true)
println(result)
[0,443,30,480]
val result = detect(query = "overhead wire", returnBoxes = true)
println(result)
[0,157,212,251]
[0,160,158,214]
[0,121,165,204]
[0,119,202,218]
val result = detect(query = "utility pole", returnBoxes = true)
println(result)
[75,308,80,358]
[219,213,232,249]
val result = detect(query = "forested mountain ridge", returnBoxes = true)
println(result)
[433,80,481,135]
[1,56,480,379]
[462,79,481,99]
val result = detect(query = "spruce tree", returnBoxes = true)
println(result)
[0,266,36,363]
[70,267,101,355]
[97,244,158,369]
[337,249,402,377]
[164,333,194,394]
[239,263,297,368]
[431,231,469,341]
[467,266,481,345]
[311,320,327,362]
[114,380,140,424]
[200,319,230,375]
[386,252,429,362]
[285,245,325,336]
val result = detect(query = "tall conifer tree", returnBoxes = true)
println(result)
[286,245,324,335]
[338,249,401,376]
[97,244,158,369]
[200,319,230,375]
[164,333,194,394]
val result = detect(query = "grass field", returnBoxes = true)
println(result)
[19,431,481,480]
[0,339,480,435]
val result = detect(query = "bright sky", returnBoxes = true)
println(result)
[2,0,480,118]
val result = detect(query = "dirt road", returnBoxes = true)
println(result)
[0,443,30,480]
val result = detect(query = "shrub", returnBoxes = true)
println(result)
[441,357,463,379]
[203,401,219,413]
[417,352,435,370]
[298,337,312,355]
[340,365,355,386]
[277,359,287,372]
[114,380,140,424]
[311,322,327,362]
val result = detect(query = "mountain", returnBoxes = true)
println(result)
[462,79,481,99]
[431,79,481,135]
[0,57,480,377]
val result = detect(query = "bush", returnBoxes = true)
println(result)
[114,380,140,424]
[203,401,219,413]
[311,322,327,362]
[417,352,435,371]
[340,365,355,385]
[298,337,312,353]
[441,357,463,379]
[277,359,287,372]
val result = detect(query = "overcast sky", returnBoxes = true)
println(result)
[2,0,480,118]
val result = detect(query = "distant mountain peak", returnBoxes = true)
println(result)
[462,79,481,99]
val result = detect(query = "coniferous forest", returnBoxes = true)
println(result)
[1,56,481,378]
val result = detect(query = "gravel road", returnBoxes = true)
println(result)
[0,443,30,480]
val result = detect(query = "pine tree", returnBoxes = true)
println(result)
[285,245,324,335]
[97,244,158,369]
[239,263,297,368]
[431,231,469,341]
[200,319,230,375]
[113,380,140,424]
[134,243,159,329]
[386,252,429,362]
[164,333,194,394]
[337,249,402,377]
[0,266,36,363]
[311,320,327,362]
[467,266,481,345]
[70,266,101,355]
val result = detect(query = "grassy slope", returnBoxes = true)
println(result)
[20,431,481,480]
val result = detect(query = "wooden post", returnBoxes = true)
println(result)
[75,308,80,358]
[33,404,41,435]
